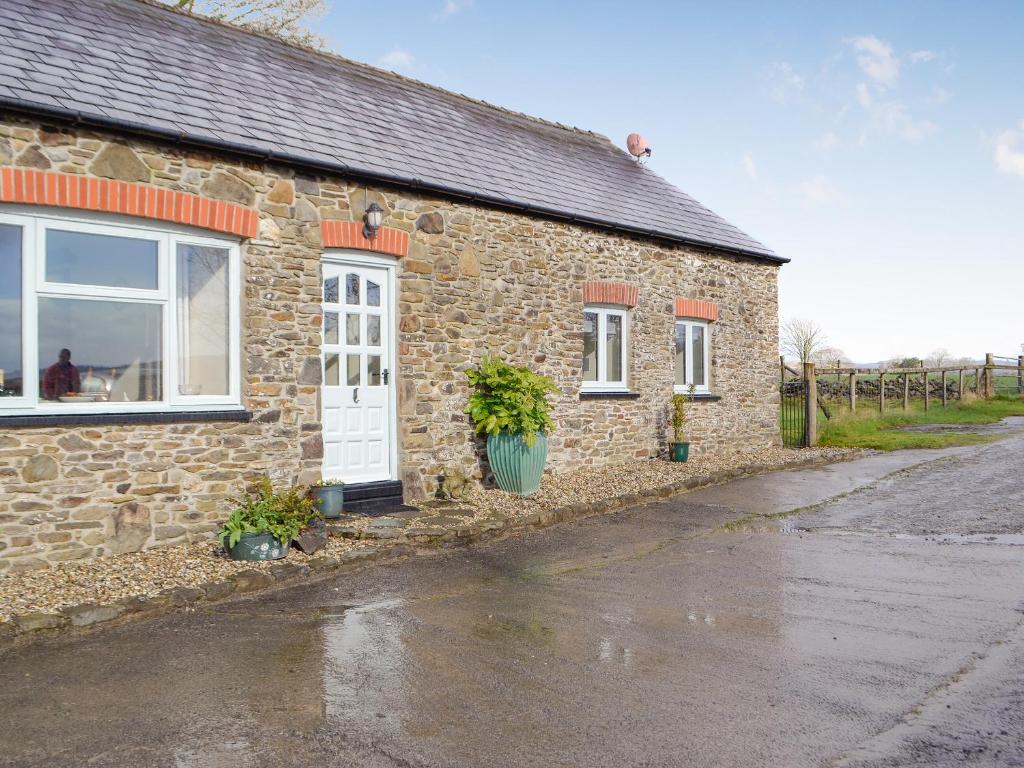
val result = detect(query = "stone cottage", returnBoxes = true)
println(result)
[0,0,786,571]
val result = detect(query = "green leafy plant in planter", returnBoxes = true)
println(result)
[218,477,317,561]
[670,384,697,462]
[465,355,559,496]
[309,477,345,520]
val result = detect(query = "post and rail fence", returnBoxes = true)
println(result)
[779,353,1024,448]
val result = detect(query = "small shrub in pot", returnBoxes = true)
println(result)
[218,477,318,561]
[309,478,345,519]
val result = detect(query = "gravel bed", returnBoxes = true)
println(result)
[0,446,855,626]
[0,536,371,623]
[464,446,856,520]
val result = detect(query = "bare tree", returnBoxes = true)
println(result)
[166,0,328,48]
[924,347,951,368]
[810,345,848,368]
[780,318,828,366]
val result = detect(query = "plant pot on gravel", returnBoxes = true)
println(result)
[309,479,345,519]
[218,477,318,561]
[669,386,695,463]
[465,356,559,497]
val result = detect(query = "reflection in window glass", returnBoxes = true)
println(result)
[324,353,339,385]
[46,229,158,290]
[0,225,22,398]
[346,354,360,386]
[177,245,229,397]
[38,298,162,403]
[582,312,598,382]
[323,276,339,303]
[346,314,360,345]
[324,312,338,344]
[691,325,705,386]
[367,315,380,346]
[345,273,359,305]
[367,281,380,307]
[606,314,623,382]
[368,355,381,385]
[674,323,687,386]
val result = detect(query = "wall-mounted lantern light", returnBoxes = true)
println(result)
[363,202,384,239]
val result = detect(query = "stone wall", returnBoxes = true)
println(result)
[0,115,780,571]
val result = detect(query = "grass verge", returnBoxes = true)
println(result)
[817,396,1024,450]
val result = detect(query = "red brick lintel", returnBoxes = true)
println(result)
[582,281,639,307]
[321,221,409,258]
[675,298,719,321]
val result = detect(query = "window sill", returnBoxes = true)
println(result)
[579,390,640,400]
[682,393,721,402]
[0,409,253,428]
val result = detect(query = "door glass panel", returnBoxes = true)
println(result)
[606,314,623,383]
[324,353,339,385]
[674,323,687,386]
[691,325,705,386]
[346,354,361,385]
[38,297,162,403]
[367,315,381,346]
[368,355,381,385]
[46,229,158,290]
[582,312,597,382]
[176,244,229,397]
[323,276,339,304]
[324,312,338,344]
[345,273,359,305]
[0,225,22,398]
[367,280,380,307]
[346,314,360,345]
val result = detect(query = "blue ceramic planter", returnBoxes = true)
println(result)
[310,484,344,519]
[226,531,288,561]
[671,442,690,462]
[486,431,548,496]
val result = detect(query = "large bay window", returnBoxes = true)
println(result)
[0,211,241,414]
[582,305,629,391]
[674,319,710,393]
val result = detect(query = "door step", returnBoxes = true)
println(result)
[342,480,413,517]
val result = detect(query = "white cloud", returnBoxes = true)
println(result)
[874,101,936,141]
[812,131,839,153]
[439,0,472,18]
[930,85,952,105]
[995,121,1024,177]
[762,62,804,103]
[850,35,900,88]
[378,48,415,72]
[855,82,873,108]
[799,175,838,204]
[910,50,936,63]
[741,152,757,179]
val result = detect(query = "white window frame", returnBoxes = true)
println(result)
[674,319,711,394]
[582,304,630,392]
[0,208,242,415]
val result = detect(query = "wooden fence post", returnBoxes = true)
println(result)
[1018,355,1023,395]
[849,372,856,412]
[924,371,930,411]
[902,373,909,410]
[975,367,982,395]
[780,355,786,385]
[879,372,885,413]
[985,353,995,399]
[941,370,948,407]
[804,362,817,447]
[959,369,964,401]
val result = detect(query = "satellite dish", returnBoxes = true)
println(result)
[626,133,651,159]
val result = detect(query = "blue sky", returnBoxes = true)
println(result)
[314,1,1023,362]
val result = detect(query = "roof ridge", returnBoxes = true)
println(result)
[130,0,616,145]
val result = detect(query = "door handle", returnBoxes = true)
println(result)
[353,387,359,403]
[382,368,390,385]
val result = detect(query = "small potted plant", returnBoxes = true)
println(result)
[218,477,317,561]
[465,355,559,496]
[309,478,345,519]
[670,385,695,462]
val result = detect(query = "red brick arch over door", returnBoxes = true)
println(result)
[320,221,409,258]
[0,167,258,238]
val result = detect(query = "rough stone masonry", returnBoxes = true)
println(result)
[0,115,781,571]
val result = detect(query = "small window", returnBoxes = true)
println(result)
[675,319,710,393]
[581,306,629,391]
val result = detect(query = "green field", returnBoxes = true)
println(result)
[815,396,1024,450]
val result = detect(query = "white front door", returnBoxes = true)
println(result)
[322,262,393,484]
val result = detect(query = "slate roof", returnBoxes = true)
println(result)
[0,0,783,262]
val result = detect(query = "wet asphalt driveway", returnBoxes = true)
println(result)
[2,436,1024,767]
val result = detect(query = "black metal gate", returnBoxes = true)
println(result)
[780,375,808,448]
